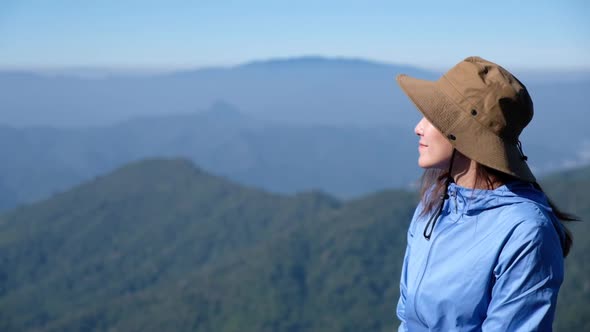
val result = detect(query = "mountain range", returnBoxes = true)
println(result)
[1,57,588,212]
[0,101,419,212]
[0,57,436,128]
[0,100,580,213]
[0,57,590,218]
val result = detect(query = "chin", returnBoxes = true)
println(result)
[418,162,432,169]
[418,158,434,169]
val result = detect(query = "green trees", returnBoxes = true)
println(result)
[0,158,587,331]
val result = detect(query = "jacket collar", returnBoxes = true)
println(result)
[445,180,550,216]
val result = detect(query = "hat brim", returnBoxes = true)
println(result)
[396,74,536,182]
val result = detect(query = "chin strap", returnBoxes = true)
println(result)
[516,140,528,161]
[423,149,456,240]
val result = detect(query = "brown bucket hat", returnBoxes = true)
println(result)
[397,56,536,182]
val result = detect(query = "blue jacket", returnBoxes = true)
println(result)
[397,181,566,331]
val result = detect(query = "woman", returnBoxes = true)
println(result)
[395,56,575,331]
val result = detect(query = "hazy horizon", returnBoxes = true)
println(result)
[3,55,590,80]
[1,1,588,71]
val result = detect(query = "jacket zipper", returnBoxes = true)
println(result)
[412,192,455,327]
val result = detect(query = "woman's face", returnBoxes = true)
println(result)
[414,116,454,169]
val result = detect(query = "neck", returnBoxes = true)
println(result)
[450,154,502,190]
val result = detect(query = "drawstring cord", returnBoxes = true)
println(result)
[517,140,528,161]
[423,149,456,240]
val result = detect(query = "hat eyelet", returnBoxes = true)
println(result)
[447,134,456,141]
[471,109,478,116]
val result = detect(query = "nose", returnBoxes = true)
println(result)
[414,117,425,136]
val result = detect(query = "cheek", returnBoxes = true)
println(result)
[434,139,453,156]
[424,134,454,168]
[428,129,452,152]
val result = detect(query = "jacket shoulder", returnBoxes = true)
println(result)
[496,200,555,230]
[494,200,565,256]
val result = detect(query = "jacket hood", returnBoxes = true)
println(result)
[445,180,568,255]
[446,180,551,216]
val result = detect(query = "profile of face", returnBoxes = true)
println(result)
[415,117,455,169]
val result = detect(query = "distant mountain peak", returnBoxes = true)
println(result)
[209,100,241,114]
[200,100,246,121]
[120,157,201,174]
[82,158,207,191]
[238,55,388,70]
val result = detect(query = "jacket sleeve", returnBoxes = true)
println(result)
[482,219,564,331]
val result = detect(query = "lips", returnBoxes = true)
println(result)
[418,142,427,152]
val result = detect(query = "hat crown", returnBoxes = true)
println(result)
[443,56,533,143]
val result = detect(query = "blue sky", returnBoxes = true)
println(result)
[0,0,588,70]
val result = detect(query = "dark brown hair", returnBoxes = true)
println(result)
[419,165,576,257]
